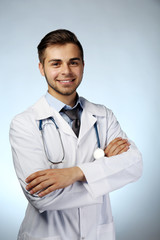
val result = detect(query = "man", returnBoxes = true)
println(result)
[10,29,142,240]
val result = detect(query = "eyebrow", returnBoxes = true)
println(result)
[48,57,81,63]
[70,58,81,61]
[48,59,61,63]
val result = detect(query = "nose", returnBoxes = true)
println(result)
[61,63,71,75]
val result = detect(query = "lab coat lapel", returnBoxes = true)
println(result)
[53,105,98,140]
[78,97,106,142]
[53,110,76,137]
[33,96,75,137]
[79,108,97,141]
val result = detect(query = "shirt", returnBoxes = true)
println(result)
[45,91,83,128]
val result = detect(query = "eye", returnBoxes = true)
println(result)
[51,61,61,67]
[70,61,79,66]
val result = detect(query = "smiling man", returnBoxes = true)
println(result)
[39,43,84,106]
[9,29,142,240]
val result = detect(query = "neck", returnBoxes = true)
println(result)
[48,89,77,107]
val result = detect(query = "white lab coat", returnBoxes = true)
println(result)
[9,96,142,240]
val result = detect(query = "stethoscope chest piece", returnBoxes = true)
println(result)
[93,148,105,160]
[93,122,104,159]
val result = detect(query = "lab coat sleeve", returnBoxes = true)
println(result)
[78,109,143,198]
[9,112,103,213]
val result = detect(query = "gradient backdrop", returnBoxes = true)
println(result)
[1,0,160,239]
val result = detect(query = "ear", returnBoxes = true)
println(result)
[82,60,85,72]
[39,62,45,76]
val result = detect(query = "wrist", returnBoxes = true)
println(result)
[73,166,86,182]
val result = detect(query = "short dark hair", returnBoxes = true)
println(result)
[37,29,84,64]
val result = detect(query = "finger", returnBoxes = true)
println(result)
[109,141,129,156]
[104,138,122,155]
[26,175,49,191]
[28,179,52,195]
[38,184,58,197]
[111,139,129,151]
[105,139,129,157]
[112,143,130,155]
[118,145,130,155]
[105,138,122,151]
[25,170,47,183]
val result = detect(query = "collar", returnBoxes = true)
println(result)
[45,91,65,112]
[45,91,83,111]
[32,95,106,120]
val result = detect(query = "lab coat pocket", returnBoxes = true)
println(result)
[97,221,115,240]
[22,232,61,240]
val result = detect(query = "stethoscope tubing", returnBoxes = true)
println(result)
[39,117,101,164]
[93,122,101,149]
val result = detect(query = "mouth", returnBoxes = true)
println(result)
[56,79,75,83]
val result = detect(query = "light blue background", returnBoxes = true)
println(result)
[1,0,159,239]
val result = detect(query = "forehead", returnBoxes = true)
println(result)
[44,43,81,60]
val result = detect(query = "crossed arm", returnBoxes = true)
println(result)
[26,138,130,197]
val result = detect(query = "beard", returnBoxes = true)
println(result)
[44,72,82,96]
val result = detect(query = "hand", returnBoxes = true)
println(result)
[25,167,85,197]
[104,137,130,157]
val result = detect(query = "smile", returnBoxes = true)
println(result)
[57,79,75,83]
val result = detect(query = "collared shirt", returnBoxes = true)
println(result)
[45,91,83,128]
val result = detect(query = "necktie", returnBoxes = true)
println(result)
[62,105,80,137]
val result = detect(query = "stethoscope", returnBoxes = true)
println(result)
[39,117,105,164]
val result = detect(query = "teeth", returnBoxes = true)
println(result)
[58,80,73,83]
[61,80,71,82]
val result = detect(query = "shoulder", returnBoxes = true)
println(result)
[80,96,113,117]
[10,97,45,129]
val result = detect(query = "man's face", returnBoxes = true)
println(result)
[39,43,84,101]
